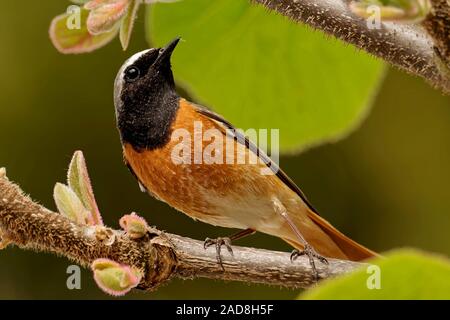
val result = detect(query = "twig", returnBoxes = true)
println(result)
[0,169,363,291]
[423,0,450,67]
[251,0,450,94]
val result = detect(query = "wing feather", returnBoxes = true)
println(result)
[194,104,319,215]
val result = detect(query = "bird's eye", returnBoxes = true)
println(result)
[124,66,141,82]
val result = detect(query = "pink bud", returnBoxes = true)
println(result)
[84,0,111,10]
[119,213,149,239]
[86,0,130,35]
[67,151,103,226]
[92,258,142,296]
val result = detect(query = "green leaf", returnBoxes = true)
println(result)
[300,249,450,300]
[120,0,140,50]
[67,151,103,225]
[49,8,118,54]
[147,0,385,152]
[53,183,90,225]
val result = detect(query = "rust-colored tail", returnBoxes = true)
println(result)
[309,210,377,261]
[283,209,377,261]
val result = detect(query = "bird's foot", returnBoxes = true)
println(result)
[204,237,234,271]
[290,244,329,281]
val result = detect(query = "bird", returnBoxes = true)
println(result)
[113,38,377,277]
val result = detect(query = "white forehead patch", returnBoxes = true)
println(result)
[113,49,153,112]
[123,49,152,69]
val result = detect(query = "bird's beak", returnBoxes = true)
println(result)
[154,37,180,67]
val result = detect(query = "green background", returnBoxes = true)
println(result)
[0,2,449,299]
[148,0,384,152]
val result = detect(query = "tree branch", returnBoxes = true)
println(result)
[0,168,363,291]
[252,0,450,94]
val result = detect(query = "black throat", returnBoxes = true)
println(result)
[117,87,180,151]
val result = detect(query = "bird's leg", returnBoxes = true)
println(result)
[272,198,329,280]
[204,228,256,270]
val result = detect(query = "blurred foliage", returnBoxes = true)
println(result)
[49,0,141,53]
[301,249,450,299]
[148,0,384,151]
[49,8,119,54]
[0,1,449,299]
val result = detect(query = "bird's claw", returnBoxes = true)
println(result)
[204,237,234,270]
[290,244,329,281]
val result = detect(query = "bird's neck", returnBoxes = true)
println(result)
[118,90,180,151]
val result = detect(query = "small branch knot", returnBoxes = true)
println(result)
[143,235,178,289]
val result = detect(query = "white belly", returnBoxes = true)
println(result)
[195,186,301,236]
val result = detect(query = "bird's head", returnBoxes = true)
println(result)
[113,38,181,150]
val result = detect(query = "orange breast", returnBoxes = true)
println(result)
[123,99,373,260]
[123,99,286,223]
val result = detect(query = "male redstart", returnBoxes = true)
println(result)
[113,38,376,277]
